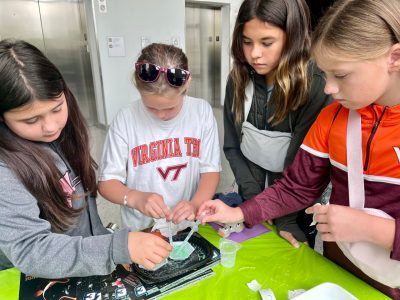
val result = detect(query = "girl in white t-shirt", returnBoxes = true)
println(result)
[98,43,221,231]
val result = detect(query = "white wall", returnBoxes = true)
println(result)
[87,0,243,126]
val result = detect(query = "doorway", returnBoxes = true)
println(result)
[185,4,222,107]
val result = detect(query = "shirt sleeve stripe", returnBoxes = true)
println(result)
[300,144,329,158]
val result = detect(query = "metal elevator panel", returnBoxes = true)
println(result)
[0,0,97,126]
[39,0,97,126]
[0,1,45,50]
[185,5,221,107]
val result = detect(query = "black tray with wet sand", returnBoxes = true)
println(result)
[131,232,216,285]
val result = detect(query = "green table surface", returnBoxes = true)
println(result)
[0,224,390,300]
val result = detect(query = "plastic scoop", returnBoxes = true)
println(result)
[169,241,195,260]
[178,220,200,250]
[169,220,199,260]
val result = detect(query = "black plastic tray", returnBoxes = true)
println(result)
[131,232,214,284]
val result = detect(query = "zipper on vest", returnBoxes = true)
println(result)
[363,105,387,170]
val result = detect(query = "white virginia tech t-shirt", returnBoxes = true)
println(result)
[98,96,221,231]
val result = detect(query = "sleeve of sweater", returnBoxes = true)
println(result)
[223,77,262,198]
[0,164,132,279]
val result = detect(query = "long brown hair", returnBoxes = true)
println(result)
[0,39,97,232]
[231,0,311,125]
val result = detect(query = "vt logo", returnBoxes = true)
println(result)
[394,147,400,163]
[157,163,188,181]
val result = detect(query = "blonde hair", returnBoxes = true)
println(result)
[134,43,189,96]
[311,0,400,60]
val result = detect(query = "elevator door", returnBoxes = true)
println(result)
[0,0,97,126]
[185,5,221,107]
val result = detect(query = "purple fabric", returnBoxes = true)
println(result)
[209,222,270,243]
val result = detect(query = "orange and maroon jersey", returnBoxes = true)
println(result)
[241,101,400,260]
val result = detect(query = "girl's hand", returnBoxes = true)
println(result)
[196,199,244,224]
[170,200,196,224]
[134,192,171,219]
[279,230,305,249]
[127,232,172,270]
[305,204,367,242]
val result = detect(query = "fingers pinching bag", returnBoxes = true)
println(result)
[336,109,400,288]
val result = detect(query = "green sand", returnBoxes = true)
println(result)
[169,242,194,260]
